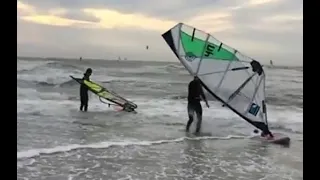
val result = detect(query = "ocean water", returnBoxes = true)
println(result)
[17,58,303,180]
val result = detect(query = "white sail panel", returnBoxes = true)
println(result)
[162,23,270,132]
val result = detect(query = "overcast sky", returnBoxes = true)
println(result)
[17,0,303,66]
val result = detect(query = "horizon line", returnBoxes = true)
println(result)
[17,55,303,68]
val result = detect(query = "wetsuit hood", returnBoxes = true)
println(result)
[84,68,92,76]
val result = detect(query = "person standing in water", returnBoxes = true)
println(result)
[186,76,209,133]
[80,68,92,112]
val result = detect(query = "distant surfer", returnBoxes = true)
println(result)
[186,76,209,133]
[79,68,92,112]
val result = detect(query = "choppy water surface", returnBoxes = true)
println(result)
[17,58,303,180]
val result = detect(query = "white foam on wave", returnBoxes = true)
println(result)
[17,88,69,100]
[266,106,303,133]
[17,60,185,86]
[17,59,303,133]
[165,63,184,69]
[17,89,122,115]
[90,75,148,84]
[17,89,303,133]
[17,60,51,71]
[135,98,239,135]
[110,65,168,74]
[17,90,141,116]
[17,60,82,85]
[266,68,302,78]
[135,97,303,123]
[133,97,303,133]
[17,135,244,159]
[17,68,71,85]
[17,99,76,116]
[90,73,182,85]
[267,106,303,123]
[17,87,73,115]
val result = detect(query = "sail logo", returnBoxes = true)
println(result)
[204,44,215,57]
[249,103,260,116]
[185,52,196,62]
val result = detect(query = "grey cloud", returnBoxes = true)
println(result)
[212,0,303,64]
[19,0,224,20]
[60,11,100,23]
[17,19,171,60]
[228,0,302,24]
[17,17,302,65]
[19,0,302,23]
[20,0,150,11]
[214,25,302,65]
[19,0,302,20]
[18,0,302,65]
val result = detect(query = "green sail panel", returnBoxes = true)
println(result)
[180,31,238,61]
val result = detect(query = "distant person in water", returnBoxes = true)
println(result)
[186,76,209,133]
[80,68,92,112]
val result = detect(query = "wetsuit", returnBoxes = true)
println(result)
[186,79,207,133]
[80,75,90,111]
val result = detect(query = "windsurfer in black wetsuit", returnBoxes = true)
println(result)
[186,76,209,133]
[80,68,92,112]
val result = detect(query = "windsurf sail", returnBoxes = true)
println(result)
[162,23,270,133]
[70,76,138,110]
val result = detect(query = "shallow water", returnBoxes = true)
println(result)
[17,58,303,180]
